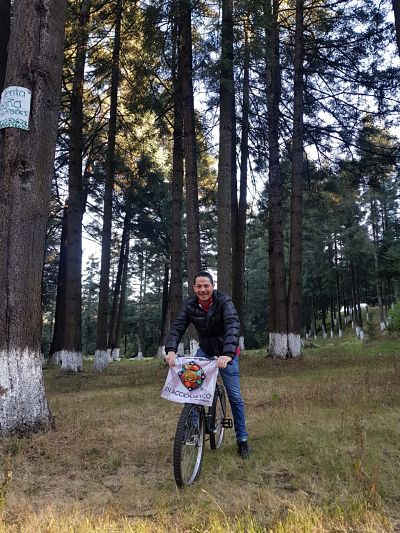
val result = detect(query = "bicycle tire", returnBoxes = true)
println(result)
[173,404,205,488]
[209,384,226,450]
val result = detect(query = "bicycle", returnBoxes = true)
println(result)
[173,379,233,488]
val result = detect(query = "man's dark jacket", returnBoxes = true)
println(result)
[165,290,240,358]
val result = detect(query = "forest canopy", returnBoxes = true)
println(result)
[39,0,400,363]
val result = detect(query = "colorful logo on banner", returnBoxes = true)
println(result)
[178,361,205,391]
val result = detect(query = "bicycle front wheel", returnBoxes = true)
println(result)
[209,384,226,450]
[173,404,205,488]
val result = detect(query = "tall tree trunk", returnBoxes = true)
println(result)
[304,296,311,336]
[169,6,184,322]
[233,13,250,344]
[49,205,68,362]
[356,265,364,338]
[180,0,200,288]
[265,0,287,357]
[0,0,10,91]
[0,0,11,196]
[350,262,359,335]
[218,0,234,294]
[56,0,92,373]
[329,286,335,337]
[321,301,327,338]
[370,200,385,329]
[287,0,304,357]
[334,238,343,336]
[393,0,400,55]
[137,250,147,358]
[113,229,130,359]
[312,297,317,338]
[108,207,131,358]
[157,262,171,357]
[0,0,66,436]
[95,0,122,371]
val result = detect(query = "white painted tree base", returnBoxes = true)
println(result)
[380,321,386,331]
[239,336,245,350]
[52,351,62,365]
[359,329,365,340]
[0,348,53,436]
[58,351,83,373]
[269,333,288,359]
[137,352,144,359]
[330,329,334,338]
[339,329,343,337]
[156,346,165,358]
[288,333,301,357]
[94,350,109,372]
[189,339,199,356]
[110,348,120,361]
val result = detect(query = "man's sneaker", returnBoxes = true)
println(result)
[237,439,250,459]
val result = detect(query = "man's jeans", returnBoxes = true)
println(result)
[196,348,248,442]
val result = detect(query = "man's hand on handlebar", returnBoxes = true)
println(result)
[165,351,177,367]
[165,352,232,369]
[217,355,232,369]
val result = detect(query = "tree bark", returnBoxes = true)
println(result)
[179,0,201,288]
[57,0,91,373]
[0,0,10,91]
[393,0,400,55]
[371,199,385,328]
[113,228,130,359]
[95,0,122,371]
[329,286,335,337]
[350,262,359,336]
[0,0,67,436]
[321,301,327,338]
[287,0,304,357]
[108,207,131,357]
[157,261,171,356]
[218,0,234,294]
[0,0,11,199]
[49,205,68,361]
[312,298,317,338]
[264,0,287,357]
[356,265,364,338]
[234,15,250,341]
[137,249,147,357]
[334,241,343,336]
[169,5,184,321]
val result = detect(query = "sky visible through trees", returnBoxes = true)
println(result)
[40,0,400,363]
[0,0,400,438]
[2,0,400,378]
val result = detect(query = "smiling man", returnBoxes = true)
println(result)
[165,271,250,458]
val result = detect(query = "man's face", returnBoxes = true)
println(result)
[193,276,214,301]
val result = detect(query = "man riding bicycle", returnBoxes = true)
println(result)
[165,271,250,458]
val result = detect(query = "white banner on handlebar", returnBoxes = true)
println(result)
[161,357,218,407]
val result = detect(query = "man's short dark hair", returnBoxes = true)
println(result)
[193,271,214,285]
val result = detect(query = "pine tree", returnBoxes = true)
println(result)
[0,0,67,436]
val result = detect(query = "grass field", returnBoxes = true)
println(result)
[0,335,400,532]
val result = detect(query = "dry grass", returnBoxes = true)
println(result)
[1,336,400,532]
